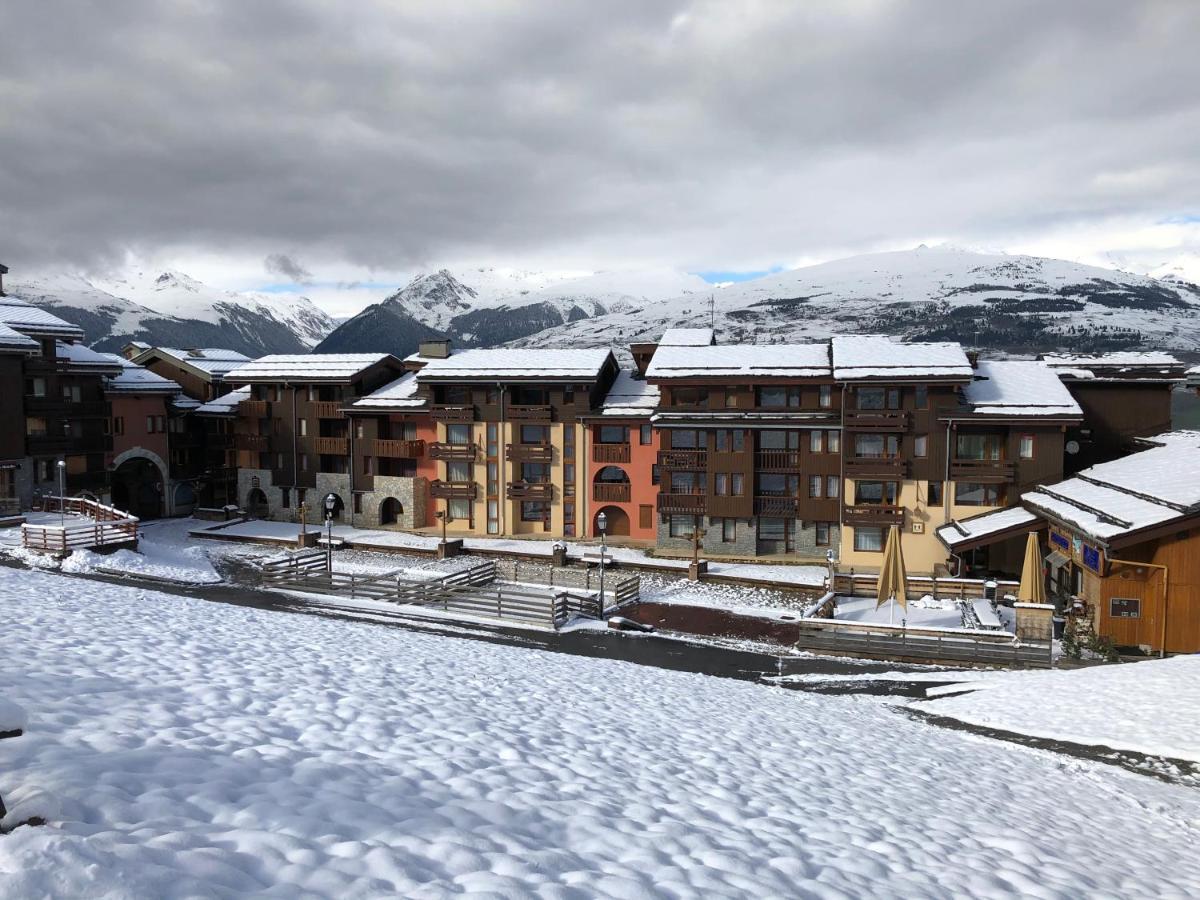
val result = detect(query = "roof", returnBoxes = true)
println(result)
[0,321,39,354]
[194,386,250,416]
[962,361,1083,419]
[103,355,182,394]
[55,341,123,374]
[0,297,85,340]
[1022,430,1200,546]
[1041,352,1185,383]
[134,347,252,379]
[831,335,973,381]
[936,506,1044,553]
[225,353,394,383]
[416,348,613,381]
[646,343,830,379]
[659,327,715,347]
[352,373,426,410]
[597,370,660,416]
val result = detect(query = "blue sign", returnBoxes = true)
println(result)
[1082,544,1101,572]
[1050,531,1070,551]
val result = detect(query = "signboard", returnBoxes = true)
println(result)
[1049,530,1070,552]
[1082,544,1102,573]
[1110,597,1141,619]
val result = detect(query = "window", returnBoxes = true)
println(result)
[486,423,498,458]
[355,421,365,439]
[563,502,574,537]
[815,522,831,546]
[826,476,839,498]
[721,517,736,542]
[563,387,574,405]
[715,473,729,496]
[354,493,363,514]
[671,429,700,449]
[760,430,799,450]
[854,526,885,552]
[598,425,628,444]
[27,377,46,397]
[521,463,550,483]
[673,387,708,408]
[855,434,898,458]
[640,424,652,445]
[855,480,898,505]
[113,417,125,436]
[715,430,745,452]
[758,473,793,496]
[955,482,1005,506]
[446,424,472,445]
[281,488,290,509]
[669,471,702,493]
[915,385,928,409]
[487,499,499,535]
[731,473,744,496]
[826,430,840,453]
[521,501,547,522]
[808,475,822,498]
[819,384,832,408]
[758,386,800,408]
[363,456,373,475]
[1019,434,1035,459]
[63,385,81,403]
[809,431,823,452]
[914,435,928,458]
[446,461,472,482]
[297,489,306,507]
[724,388,737,409]
[956,433,1003,460]
[299,453,308,472]
[298,419,307,437]
[669,515,695,538]
[146,416,154,434]
[651,464,662,485]
[858,387,885,410]
[448,498,471,521]
[521,424,549,444]
[929,481,943,505]
[277,452,285,469]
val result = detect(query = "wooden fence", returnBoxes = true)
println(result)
[834,572,1020,601]
[495,558,640,613]
[793,621,1052,667]
[22,496,139,554]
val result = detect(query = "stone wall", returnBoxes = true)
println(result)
[656,515,840,560]
[357,476,427,530]
[236,468,288,520]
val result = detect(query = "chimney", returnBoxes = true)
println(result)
[418,338,452,359]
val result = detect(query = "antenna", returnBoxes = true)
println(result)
[709,294,715,328]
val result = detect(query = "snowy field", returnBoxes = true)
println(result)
[4,566,1200,897]
[923,655,1200,763]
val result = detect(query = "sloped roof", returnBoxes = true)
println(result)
[832,335,972,380]
[0,297,85,340]
[0,321,39,354]
[936,506,1043,553]
[598,370,660,416]
[646,343,830,379]
[102,355,182,393]
[55,341,123,374]
[136,346,252,378]
[225,354,394,382]
[1041,352,1185,383]
[416,348,613,381]
[659,327,714,346]
[353,373,426,410]
[963,361,1083,419]
[194,386,250,416]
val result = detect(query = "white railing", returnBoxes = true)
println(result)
[22,496,139,553]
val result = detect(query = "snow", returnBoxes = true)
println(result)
[352,372,425,409]
[597,369,659,416]
[133,346,253,378]
[0,298,84,340]
[0,322,38,353]
[416,347,614,380]
[923,655,1200,763]
[0,698,26,734]
[832,334,973,380]
[225,353,392,381]
[646,342,830,378]
[4,566,1200,896]
[658,326,714,346]
[833,594,971,631]
[936,506,1043,551]
[964,360,1083,417]
[193,385,250,416]
[101,356,181,393]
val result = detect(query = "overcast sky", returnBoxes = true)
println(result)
[3,0,1200,314]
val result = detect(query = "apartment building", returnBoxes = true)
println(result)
[131,347,250,402]
[103,355,182,518]
[223,354,407,521]
[192,386,249,508]
[0,318,39,513]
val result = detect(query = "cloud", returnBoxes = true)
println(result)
[264,253,313,283]
[1,0,1199,278]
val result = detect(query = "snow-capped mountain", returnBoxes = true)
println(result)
[315,267,706,356]
[508,246,1200,359]
[6,270,337,356]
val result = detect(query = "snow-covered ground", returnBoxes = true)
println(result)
[4,566,1200,896]
[834,594,968,631]
[923,655,1200,763]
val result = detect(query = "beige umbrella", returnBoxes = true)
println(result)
[1017,531,1046,604]
[875,524,908,611]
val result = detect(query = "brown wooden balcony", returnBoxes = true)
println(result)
[429,442,478,461]
[755,450,803,471]
[432,404,476,422]
[507,405,552,422]
[658,449,708,470]
[843,504,905,527]
[950,458,1017,482]
[507,481,553,501]
[845,455,907,478]
[754,495,800,516]
[315,436,348,455]
[506,443,554,463]
[593,443,631,463]
[312,401,344,419]
[241,400,270,418]
[235,433,271,451]
[430,480,477,501]
[372,438,426,458]
[25,398,111,418]
[844,410,909,432]
[592,482,631,503]
[656,492,706,514]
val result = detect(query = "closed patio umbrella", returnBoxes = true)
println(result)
[1017,531,1046,604]
[875,524,908,611]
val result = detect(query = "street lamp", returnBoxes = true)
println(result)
[596,510,607,618]
[323,492,337,572]
[56,459,66,528]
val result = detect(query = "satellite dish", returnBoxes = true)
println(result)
[1065,440,1080,455]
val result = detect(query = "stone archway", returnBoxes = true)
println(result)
[594,505,630,537]
[246,487,269,518]
[111,447,170,517]
[379,496,403,526]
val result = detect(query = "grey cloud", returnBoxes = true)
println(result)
[1,0,1199,274]
[264,253,312,283]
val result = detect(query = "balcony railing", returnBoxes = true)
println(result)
[593,443,631,463]
[507,481,553,501]
[843,504,905,527]
[27,433,112,455]
[432,405,476,422]
[429,442,478,461]
[372,438,426,458]
[845,455,907,478]
[507,405,552,422]
[950,458,1017,482]
[505,443,554,463]
[241,400,271,418]
[844,410,909,432]
[656,493,706,514]
[658,449,708,469]
[430,480,478,501]
[592,482,631,503]
[755,450,803,471]
[754,495,800,516]
[24,398,110,418]
[311,401,344,419]
[315,436,348,455]
[235,433,271,451]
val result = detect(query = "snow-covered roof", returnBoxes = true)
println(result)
[597,370,660,416]
[659,327,714,347]
[225,354,393,382]
[1041,352,1181,368]
[416,348,613,381]
[194,386,250,416]
[963,361,1083,419]
[646,343,830,379]
[0,297,85,340]
[103,355,182,393]
[55,341,123,373]
[352,373,426,410]
[1022,430,1200,545]
[936,506,1043,552]
[1040,352,1185,383]
[831,335,973,380]
[171,393,202,411]
[137,347,252,378]
[0,321,39,353]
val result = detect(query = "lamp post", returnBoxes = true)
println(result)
[56,459,66,527]
[596,510,607,617]
[323,492,337,572]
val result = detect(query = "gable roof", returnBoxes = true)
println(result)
[55,341,124,374]
[597,370,660,416]
[0,297,85,340]
[659,327,715,346]
[415,348,614,381]
[352,373,426,410]
[194,386,251,416]
[1041,352,1186,384]
[646,343,830,379]
[0,321,40,354]
[133,347,252,380]
[225,353,396,383]
[102,355,182,394]
[832,335,972,381]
